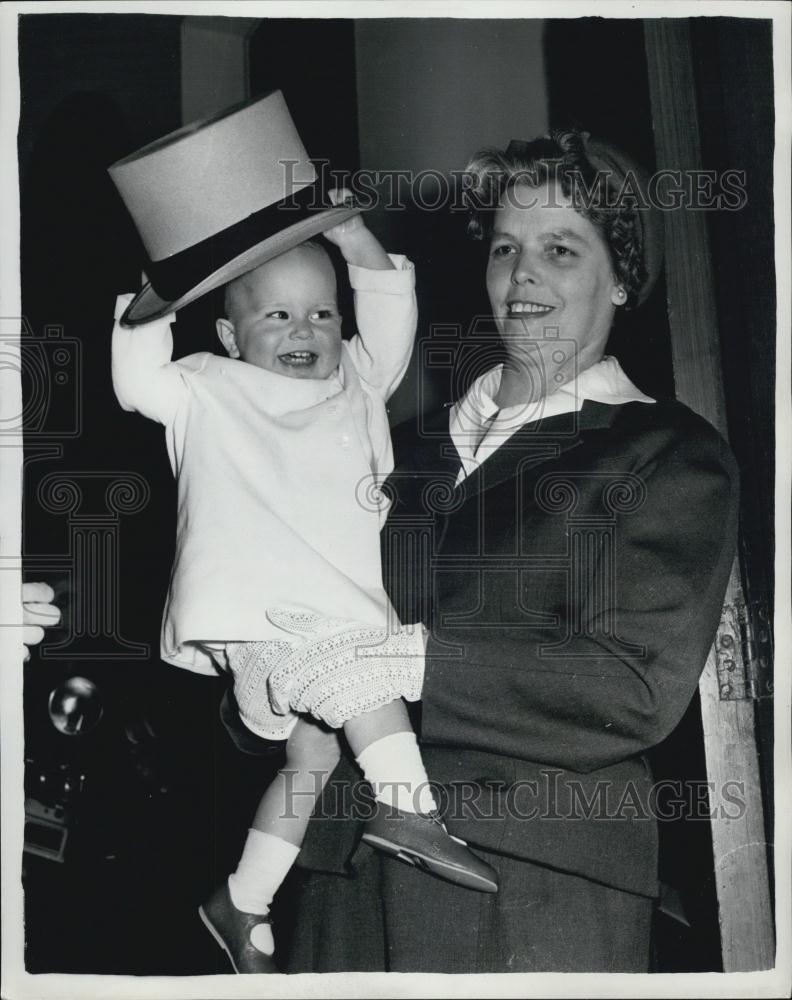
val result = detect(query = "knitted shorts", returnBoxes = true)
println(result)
[224,639,301,742]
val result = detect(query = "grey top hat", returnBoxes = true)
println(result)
[109,90,361,327]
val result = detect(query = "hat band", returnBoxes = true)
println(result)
[146,183,327,302]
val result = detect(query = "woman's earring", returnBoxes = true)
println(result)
[615,287,627,304]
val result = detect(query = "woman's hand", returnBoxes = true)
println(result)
[22,582,61,661]
[322,188,394,270]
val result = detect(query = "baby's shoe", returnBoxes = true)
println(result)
[362,799,499,893]
[199,882,278,974]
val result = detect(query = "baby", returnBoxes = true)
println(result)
[111,204,497,974]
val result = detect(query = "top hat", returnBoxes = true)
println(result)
[109,90,362,327]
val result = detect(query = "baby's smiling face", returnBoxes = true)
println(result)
[216,243,342,379]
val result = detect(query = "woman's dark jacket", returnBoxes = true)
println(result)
[297,396,740,898]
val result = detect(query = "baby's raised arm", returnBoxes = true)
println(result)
[111,293,183,425]
[324,191,417,400]
[322,190,394,272]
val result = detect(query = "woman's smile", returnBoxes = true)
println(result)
[506,300,556,316]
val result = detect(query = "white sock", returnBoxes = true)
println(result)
[227,828,300,919]
[356,731,438,815]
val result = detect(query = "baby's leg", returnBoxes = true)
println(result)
[342,698,499,893]
[343,696,411,753]
[251,716,341,842]
[204,718,340,972]
[343,698,437,815]
[231,718,340,904]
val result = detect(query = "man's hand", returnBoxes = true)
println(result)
[322,188,395,271]
[22,582,61,661]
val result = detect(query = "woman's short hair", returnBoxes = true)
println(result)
[464,129,649,307]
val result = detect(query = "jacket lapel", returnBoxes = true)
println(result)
[455,400,624,500]
[392,400,627,503]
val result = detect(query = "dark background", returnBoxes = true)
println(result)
[18,13,775,975]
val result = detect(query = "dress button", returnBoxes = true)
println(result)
[338,433,350,448]
[328,404,338,415]
[220,367,227,375]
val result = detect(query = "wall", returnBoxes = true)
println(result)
[181,16,258,123]
[18,13,182,177]
[355,18,547,176]
[354,18,548,421]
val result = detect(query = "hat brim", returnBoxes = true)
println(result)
[120,204,363,327]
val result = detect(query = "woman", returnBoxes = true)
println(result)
[231,130,740,973]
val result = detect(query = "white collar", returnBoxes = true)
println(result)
[450,356,654,479]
